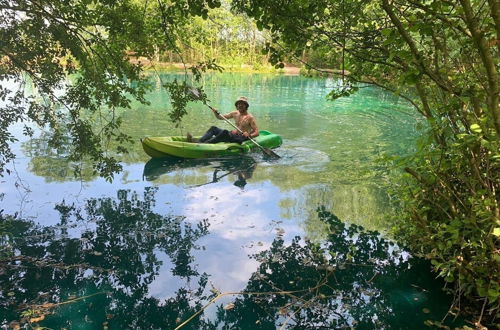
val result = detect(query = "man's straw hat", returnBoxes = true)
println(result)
[235,96,249,107]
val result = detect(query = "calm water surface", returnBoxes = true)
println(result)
[1,73,461,328]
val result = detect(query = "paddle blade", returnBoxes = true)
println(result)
[189,87,212,106]
[189,87,201,99]
[262,147,280,159]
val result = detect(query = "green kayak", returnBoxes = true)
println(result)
[141,130,282,159]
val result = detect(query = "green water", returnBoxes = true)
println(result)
[0,73,461,328]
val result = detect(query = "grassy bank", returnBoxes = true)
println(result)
[130,58,302,75]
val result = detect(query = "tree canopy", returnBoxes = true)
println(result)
[0,0,222,179]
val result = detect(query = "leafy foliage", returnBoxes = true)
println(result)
[394,125,499,317]
[163,60,223,126]
[231,0,500,324]
[0,0,225,180]
[160,1,272,67]
[326,83,359,100]
[0,0,160,179]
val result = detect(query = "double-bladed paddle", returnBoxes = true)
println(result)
[190,88,280,159]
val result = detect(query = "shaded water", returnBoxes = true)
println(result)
[1,73,460,328]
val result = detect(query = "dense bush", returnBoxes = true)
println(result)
[393,124,499,323]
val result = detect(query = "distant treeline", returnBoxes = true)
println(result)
[151,3,340,70]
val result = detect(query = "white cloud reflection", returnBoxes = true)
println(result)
[147,181,304,298]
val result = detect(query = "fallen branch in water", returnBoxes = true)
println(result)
[174,283,326,329]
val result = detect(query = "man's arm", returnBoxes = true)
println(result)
[248,117,259,138]
[222,111,236,120]
[211,108,235,120]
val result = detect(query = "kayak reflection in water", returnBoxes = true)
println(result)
[142,156,257,189]
[189,96,260,144]
[202,160,256,189]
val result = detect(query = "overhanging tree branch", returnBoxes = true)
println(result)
[459,0,500,135]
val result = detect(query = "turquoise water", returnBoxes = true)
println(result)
[0,73,460,328]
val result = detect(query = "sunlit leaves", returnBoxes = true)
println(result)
[231,0,500,322]
[326,83,359,100]
[190,59,224,81]
[0,0,221,180]
[164,80,202,126]
[1,0,155,178]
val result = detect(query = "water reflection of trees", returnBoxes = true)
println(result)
[22,130,98,182]
[208,208,456,329]
[1,200,456,328]
[0,187,213,329]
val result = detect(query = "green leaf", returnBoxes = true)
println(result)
[404,72,419,84]
[470,124,482,133]
[488,288,499,299]
[381,28,392,36]
[477,286,488,297]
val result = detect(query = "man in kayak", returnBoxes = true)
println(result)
[190,96,260,144]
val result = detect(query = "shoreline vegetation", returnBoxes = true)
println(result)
[128,56,346,77]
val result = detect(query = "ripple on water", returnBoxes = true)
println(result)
[272,146,331,172]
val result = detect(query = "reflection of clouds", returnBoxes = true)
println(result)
[145,179,306,300]
[183,184,275,240]
[148,249,256,302]
[170,182,303,293]
[194,240,261,292]
[148,252,180,300]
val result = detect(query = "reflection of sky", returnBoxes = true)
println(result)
[0,134,391,307]
[148,181,304,298]
[1,142,304,300]
[1,73,425,317]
